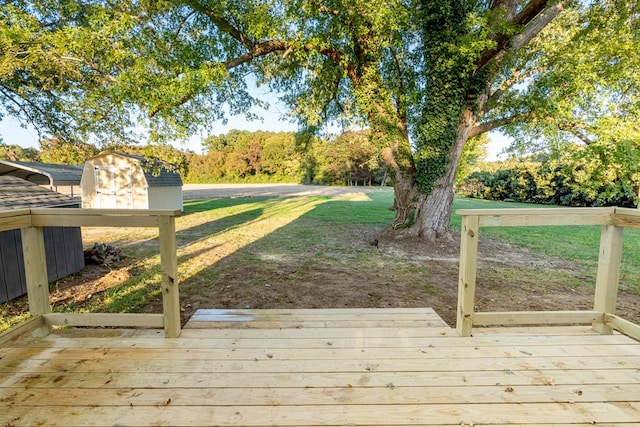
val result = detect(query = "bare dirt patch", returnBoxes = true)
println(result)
[2,258,135,320]
[49,259,136,306]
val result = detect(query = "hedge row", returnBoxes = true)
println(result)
[457,142,640,208]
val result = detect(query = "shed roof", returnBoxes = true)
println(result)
[92,152,183,187]
[0,160,83,186]
[0,176,80,209]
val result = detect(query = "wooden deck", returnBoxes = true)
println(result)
[2,307,640,426]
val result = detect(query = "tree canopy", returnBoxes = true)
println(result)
[1,0,638,239]
[488,1,640,155]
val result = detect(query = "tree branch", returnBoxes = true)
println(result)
[168,11,198,50]
[316,5,341,17]
[469,115,523,138]
[567,129,593,145]
[185,0,357,76]
[185,0,253,49]
[184,0,253,50]
[0,84,66,138]
[555,121,594,145]
[222,39,289,69]
[149,37,357,118]
[471,112,596,145]
[491,0,520,21]
[480,66,544,115]
[509,2,566,54]
[149,1,359,118]
[475,0,566,72]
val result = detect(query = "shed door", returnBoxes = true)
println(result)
[94,166,133,208]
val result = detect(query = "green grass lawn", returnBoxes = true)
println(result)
[451,198,603,261]
[452,197,640,292]
[451,198,640,281]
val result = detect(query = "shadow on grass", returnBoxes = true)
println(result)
[181,197,274,216]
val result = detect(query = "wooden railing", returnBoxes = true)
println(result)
[456,206,640,340]
[0,208,181,341]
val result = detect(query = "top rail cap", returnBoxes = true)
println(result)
[455,207,615,216]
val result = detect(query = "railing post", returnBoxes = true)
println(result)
[159,214,181,338]
[457,215,479,336]
[21,226,51,337]
[592,224,624,334]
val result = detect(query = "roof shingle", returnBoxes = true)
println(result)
[0,176,80,209]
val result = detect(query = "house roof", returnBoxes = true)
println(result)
[0,160,83,187]
[92,152,183,187]
[0,176,80,209]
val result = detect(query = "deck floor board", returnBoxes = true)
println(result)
[2,308,640,426]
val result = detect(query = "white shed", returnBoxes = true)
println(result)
[81,151,183,210]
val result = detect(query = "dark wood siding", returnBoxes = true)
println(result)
[44,226,84,281]
[0,230,26,302]
[0,227,84,304]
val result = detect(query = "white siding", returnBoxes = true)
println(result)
[148,186,183,211]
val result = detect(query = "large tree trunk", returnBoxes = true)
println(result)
[390,109,476,240]
[390,169,419,229]
[381,0,561,241]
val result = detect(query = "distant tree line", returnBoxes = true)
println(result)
[187,130,387,186]
[1,129,389,186]
[6,130,639,207]
[456,140,640,208]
